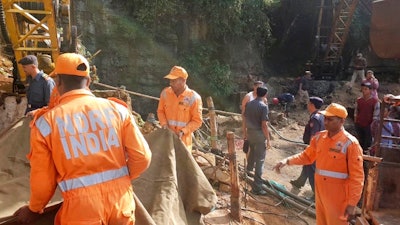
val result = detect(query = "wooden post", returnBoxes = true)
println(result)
[227,131,242,222]
[207,97,218,150]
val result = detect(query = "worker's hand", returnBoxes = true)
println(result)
[13,205,40,224]
[178,130,184,139]
[272,158,288,174]
[26,109,38,118]
[162,124,168,129]
[344,205,356,222]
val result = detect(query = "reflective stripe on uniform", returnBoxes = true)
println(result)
[58,166,129,192]
[314,133,321,142]
[167,120,187,127]
[188,95,196,106]
[114,102,129,121]
[36,116,51,137]
[316,168,348,179]
[341,139,352,154]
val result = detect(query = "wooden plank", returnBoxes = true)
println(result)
[206,97,218,150]
[369,209,400,225]
[355,216,369,225]
[227,131,242,222]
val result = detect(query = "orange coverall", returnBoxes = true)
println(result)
[157,86,203,151]
[288,129,364,225]
[28,89,152,225]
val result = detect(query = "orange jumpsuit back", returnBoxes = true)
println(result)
[28,89,152,225]
[288,129,364,225]
[157,86,202,151]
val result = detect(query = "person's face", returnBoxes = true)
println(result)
[169,77,186,93]
[22,64,35,76]
[361,86,371,96]
[324,116,344,133]
[253,84,262,92]
[307,102,314,113]
[366,71,373,79]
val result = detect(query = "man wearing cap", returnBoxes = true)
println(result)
[244,86,271,195]
[297,71,312,107]
[290,96,325,199]
[157,66,203,151]
[18,55,55,114]
[348,53,367,92]
[274,103,364,225]
[14,53,152,224]
[354,82,380,154]
[361,70,379,99]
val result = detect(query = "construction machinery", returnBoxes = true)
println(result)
[312,0,400,80]
[357,96,400,225]
[312,0,362,80]
[0,0,77,93]
[369,0,400,59]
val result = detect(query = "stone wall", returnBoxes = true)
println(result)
[71,1,265,116]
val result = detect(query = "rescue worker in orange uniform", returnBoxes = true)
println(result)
[273,103,364,225]
[157,66,203,151]
[14,53,152,225]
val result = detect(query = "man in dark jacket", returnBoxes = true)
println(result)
[18,55,55,114]
[290,97,325,200]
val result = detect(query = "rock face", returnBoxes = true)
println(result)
[72,1,266,116]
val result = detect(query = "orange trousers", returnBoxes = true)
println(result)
[315,175,350,225]
[54,177,135,225]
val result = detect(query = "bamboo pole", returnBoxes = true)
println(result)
[207,97,218,150]
[227,131,242,222]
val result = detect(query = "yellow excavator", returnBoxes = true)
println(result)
[0,0,77,93]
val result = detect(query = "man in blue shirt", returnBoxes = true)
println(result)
[18,55,55,114]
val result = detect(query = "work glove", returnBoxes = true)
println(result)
[14,205,41,224]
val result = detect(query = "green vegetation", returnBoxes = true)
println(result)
[106,0,373,110]
[110,0,274,98]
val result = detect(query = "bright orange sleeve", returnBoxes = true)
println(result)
[181,93,202,135]
[288,136,317,165]
[346,143,364,206]
[123,114,152,180]
[28,126,58,213]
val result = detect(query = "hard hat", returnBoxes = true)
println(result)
[272,97,279,105]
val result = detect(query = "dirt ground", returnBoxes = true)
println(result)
[200,108,316,225]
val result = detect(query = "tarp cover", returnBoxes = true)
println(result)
[133,129,218,225]
[0,118,217,224]
[370,0,400,59]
